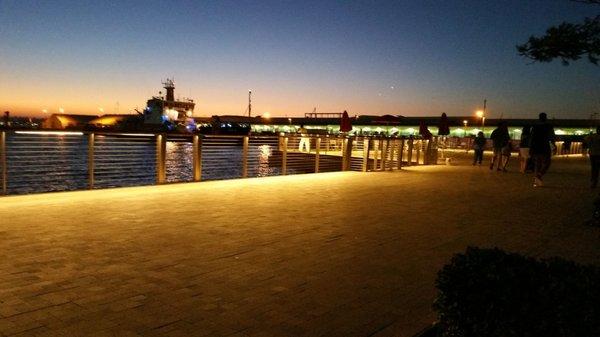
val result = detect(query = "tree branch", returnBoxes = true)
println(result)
[571,0,600,5]
[517,15,600,65]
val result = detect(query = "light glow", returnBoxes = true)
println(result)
[15,131,83,136]
[117,133,156,137]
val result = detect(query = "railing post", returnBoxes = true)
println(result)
[315,137,321,173]
[397,138,405,169]
[342,137,353,171]
[362,138,370,172]
[380,139,387,170]
[372,138,378,170]
[1,131,6,195]
[389,139,397,170]
[406,138,414,166]
[156,134,166,184]
[242,136,249,178]
[416,140,422,164]
[378,138,384,170]
[193,134,202,181]
[282,136,288,175]
[424,138,433,165]
[88,133,94,189]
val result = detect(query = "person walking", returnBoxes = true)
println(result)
[585,126,600,188]
[518,126,532,173]
[298,124,310,152]
[472,131,486,165]
[500,140,513,172]
[529,112,555,187]
[489,122,510,171]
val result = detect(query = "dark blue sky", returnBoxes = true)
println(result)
[1,0,598,118]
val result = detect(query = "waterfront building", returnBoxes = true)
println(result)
[41,114,98,130]
[235,115,597,138]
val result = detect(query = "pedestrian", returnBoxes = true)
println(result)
[472,131,486,165]
[529,112,555,187]
[519,126,532,173]
[500,140,513,172]
[585,126,600,188]
[298,124,310,152]
[489,122,510,171]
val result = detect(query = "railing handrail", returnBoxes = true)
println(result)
[1,127,429,140]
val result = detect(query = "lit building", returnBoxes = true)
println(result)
[41,114,98,130]
[88,114,142,129]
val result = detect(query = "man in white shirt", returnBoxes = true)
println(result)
[298,125,310,152]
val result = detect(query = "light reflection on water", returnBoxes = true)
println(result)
[257,144,273,177]
[166,141,193,183]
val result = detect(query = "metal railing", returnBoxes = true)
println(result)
[439,136,585,156]
[0,130,438,196]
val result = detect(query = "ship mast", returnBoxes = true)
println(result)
[248,90,252,117]
[163,78,175,102]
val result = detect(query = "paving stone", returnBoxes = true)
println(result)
[0,156,598,336]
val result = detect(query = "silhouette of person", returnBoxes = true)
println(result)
[298,124,310,152]
[529,112,555,187]
[472,131,486,165]
[518,126,532,173]
[489,122,509,171]
[585,126,600,188]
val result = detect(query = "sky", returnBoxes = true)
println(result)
[1,0,599,119]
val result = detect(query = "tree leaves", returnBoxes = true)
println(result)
[517,0,599,65]
[517,15,600,65]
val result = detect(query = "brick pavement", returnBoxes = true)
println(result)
[0,156,599,336]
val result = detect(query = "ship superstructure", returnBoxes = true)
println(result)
[144,79,195,125]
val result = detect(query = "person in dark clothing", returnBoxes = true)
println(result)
[585,126,600,188]
[519,126,532,173]
[529,112,555,187]
[472,131,486,165]
[489,122,510,171]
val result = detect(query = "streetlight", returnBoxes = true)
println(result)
[475,110,485,129]
[463,120,468,137]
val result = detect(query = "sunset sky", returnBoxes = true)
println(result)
[1,0,598,119]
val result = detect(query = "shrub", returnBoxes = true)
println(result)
[433,247,600,337]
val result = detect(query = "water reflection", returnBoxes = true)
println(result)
[257,144,272,177]
[166,141,193,182]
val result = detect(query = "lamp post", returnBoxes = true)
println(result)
[463,120,469,152]
[476,110,485,135]
[248,90,252,117]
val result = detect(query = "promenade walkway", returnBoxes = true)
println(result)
[1,156,599,337]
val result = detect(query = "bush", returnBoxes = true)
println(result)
[433,247,600,337]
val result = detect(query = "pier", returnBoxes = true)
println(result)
[0,155,598,336]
